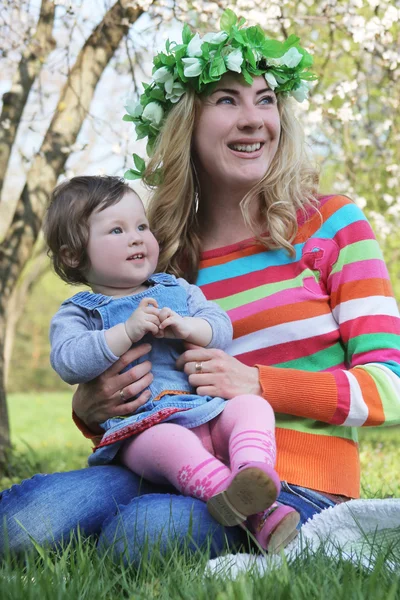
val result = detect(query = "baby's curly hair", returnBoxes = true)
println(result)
[44,175,133,285]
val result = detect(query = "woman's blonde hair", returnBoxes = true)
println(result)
[144,89,319,283]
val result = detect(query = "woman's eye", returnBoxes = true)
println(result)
[110,227,123,234]
[217,96,235,105]
[259,95,276,105]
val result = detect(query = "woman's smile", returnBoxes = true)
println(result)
[193,74,280,194]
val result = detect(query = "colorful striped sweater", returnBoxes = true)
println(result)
[197,195,400,498]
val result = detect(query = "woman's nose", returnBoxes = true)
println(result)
[237,105,263,130]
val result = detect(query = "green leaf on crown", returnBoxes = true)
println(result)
[220,8,237,33]
[210,55,227,78]
[133,153,146,172]
[124,169,142,180]
[182,23,194,45]
[241,67,254,85]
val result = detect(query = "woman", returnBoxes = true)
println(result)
[1,11,400,564]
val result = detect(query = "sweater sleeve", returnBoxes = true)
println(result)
[50,303,119,385]
[258,199,400,427]
[177,277,233,350]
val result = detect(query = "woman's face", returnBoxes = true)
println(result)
[193,74,281,195]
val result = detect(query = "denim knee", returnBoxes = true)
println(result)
[98,493,246,566]
[0,466,155,555]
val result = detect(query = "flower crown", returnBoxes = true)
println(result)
[124,9,317,180]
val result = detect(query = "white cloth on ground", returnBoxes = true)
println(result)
[206,499,400,578]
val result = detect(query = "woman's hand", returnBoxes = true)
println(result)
[176,345,262,399]
[72,343,153,434]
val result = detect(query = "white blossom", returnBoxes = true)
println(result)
[202,31,228,44]
[264,72,278,90]
[307,108,323,124]
[291,80,311,102]
[225,48,243,73]
[279,47,303,68]
[187,33,203,57]
[382,6,400,29]
[182,57,203,77]
[124,100,143,118]
[153,66,173,84]
[336,80,358,99]
[369,211,391,239]
[142,102,164,125]
[354,196,367,209]
[383,194,394,205]
[165,81,186,103]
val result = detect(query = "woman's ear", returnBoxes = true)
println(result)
[60,245,79,268]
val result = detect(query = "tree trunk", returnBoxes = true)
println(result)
[0,0,56,200]
[0,0,145,465]
[4,248,50,387]
[0,317,9,467]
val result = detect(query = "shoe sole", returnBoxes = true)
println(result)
[207,467,279,526]
[267,511,300,553]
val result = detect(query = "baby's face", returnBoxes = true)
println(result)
[85,191,159,295]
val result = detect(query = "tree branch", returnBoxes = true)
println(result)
[0,0,56,201]
[0,0,144,308]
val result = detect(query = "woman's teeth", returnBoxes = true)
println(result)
[231,142,262,153]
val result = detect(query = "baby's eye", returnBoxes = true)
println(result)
[138,224,148,231]
[110,227,123,234]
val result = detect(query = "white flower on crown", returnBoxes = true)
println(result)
[142,102,164,125]
[225,48,243,73]
[153,66,172,84]
[182,57,204,77]
[124,100,143,117]
[202,31,229,45]
[153,67,175,94]
[292,80,311,102]
[187,33,203,57]
[264,71,278,90]
[268,47,303,69]
[281,47,303,68]
[165,81,186,103]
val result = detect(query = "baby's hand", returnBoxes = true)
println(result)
[155,307,191,340]
[124,298,160,343]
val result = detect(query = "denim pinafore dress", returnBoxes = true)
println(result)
[67,274,227,465]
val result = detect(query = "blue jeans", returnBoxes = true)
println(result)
[0,466,336,564]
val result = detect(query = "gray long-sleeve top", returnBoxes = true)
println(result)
[50,276,233,385]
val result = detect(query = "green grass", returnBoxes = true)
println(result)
[1,393,399,599]
[0,534,399,599]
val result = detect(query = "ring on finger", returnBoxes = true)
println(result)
[195,361,203,374]
[119,389,126,401]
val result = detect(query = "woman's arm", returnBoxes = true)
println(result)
[72,344,153,436]
[178,198,400,428]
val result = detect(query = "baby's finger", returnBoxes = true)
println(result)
[145,321,161,336]
[144,314,161,325]
[159,307,173,321]
[159,316,177,329]
[139,297,158,309]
